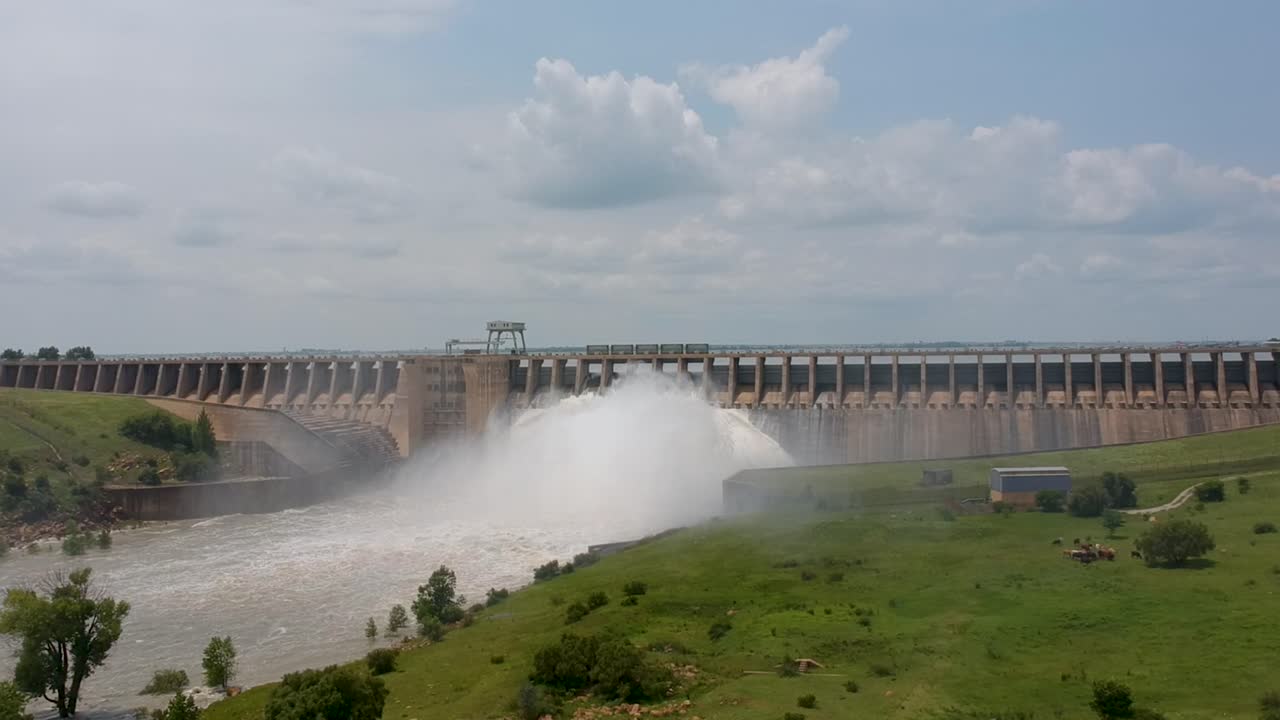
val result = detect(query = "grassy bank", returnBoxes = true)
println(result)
[204,429,1280,720]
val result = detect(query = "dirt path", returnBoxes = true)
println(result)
[1121,482,1203,515]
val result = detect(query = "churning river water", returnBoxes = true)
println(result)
[0,370,792,716]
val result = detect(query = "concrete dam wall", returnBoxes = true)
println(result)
[751,406,1280,465]
[4,345,1280,466]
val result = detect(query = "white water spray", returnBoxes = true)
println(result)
[395,366,793,539]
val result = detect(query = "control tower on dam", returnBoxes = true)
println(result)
[3,345,1279,465]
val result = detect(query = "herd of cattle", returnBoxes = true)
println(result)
[1053,537,1140,563]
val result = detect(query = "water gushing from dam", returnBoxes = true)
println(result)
[0,369,790,715]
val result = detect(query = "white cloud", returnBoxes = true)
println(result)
[270,148,411,223]
[1015,253,1062,280]
[45,181,144,218]
[684,27,848,130]
[264,232,400,259]
[1079,252,1128,278]
[172,208,242,248]
[500,58,720,208]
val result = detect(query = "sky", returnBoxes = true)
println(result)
[1,1,1278,353]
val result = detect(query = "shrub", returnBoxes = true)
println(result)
[573,551,599,569]
[621,596,639,607]
[365,648,398,675]
[565,602,589,625]
[1089,679,1134,719]
[72,454,90,467]
[857,617,872,628]
[1132,709,1167,720]
[708,620,732,641]
[1237,476,1252,494]
[94,465,113,484]
[263,665,388,720]
[120,412,193,452]
[827,572,844,582]
[1194,480,1226,503]
[1069,486,1108,517]
[1035,490,1065,513]
[784,714,805,720]
[797,694,817,709]
[800,570,816,581]
[5,457,24,475]
[468,603,484,614]
[1102,509,1126,537]
[622,581,648,597]
[1136,519,1216,567]
[485,588,510,607]
[162,690,200,720]
[530,633,671,702]
[1101,472,1138,508]
[1254,521,1278,535]
[586,591,609,610]
[561,562,574,574]
[142,669,190,695]
[97,530,113,549]
[364,618,377,639]
[61,528,90,556]
[1259,690,1280,720]
[419,617,444,641]
[991,501,1015,516]
[534,560,560,582]
[515,683,557,720]
[844,679,859,693]
[490,655,505,665]
[171,452,218,483]
[386,605,409,635]
[870,663,894,677]
[138,468,162,486]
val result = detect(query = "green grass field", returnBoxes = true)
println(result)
[204,428,1280,720]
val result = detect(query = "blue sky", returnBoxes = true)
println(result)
[1,1,1277,352]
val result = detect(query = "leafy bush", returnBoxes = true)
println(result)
[800,570,817,581]
[364,648,398,675]
[1069,486,1108,517]
[573,551,599,569]
[490,655,505,665]
[1136,519,1216,567]
[61,525,90,556]
[530,633,671,702]
[1254,521,1277,535]
[991,501,1015,516]
[1035,490,1065,513]
[1089,680,1134,719]
[419,617,444,641]
[797,694,817,709]
[1259,690,1280,720]
[534,560,560,582]
[386,605,408,635]
[97,530,112,549]
[159,690,200,720]
[263,665,388,720]
[485,588,510,607]
[784,714,806,720]
[515,683,558,720]
[621,596,639,607]
[1101,472,1138,508]
[142,669,189,695]
[1194,480,1226,503]
[171,452,218,483]
[622,581,648,597]
[844,679,859,693]
[565,602,589,625]
[120,412,193,452]
[138,468,162,486]
[72,454,90,467]
[870,663,895,677]
[586,591,609,610]
[707,620,732,641]
[827,572,844,582]
[1237,476,1252,494]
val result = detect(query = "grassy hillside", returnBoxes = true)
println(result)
[205,429,1280,720]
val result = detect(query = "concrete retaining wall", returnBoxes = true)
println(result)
[751,407,1280,465]
[145,398,345,473]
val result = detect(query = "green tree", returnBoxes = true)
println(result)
[1260,690,1280,720]
[1136,519,1215,567]
[191,410,217,458]
[0,680,33,720]
[1102,509,1126,538]
[0,568,131,718]
[64,347,95,361]
[1069,486,1108,518]
[263,665,387,720]
[412,566,462,627]
[1089,680,1134,719]
[34,347,60,361]
[1237,477,1251,494]
[202,636,237,691]
[1194,480,1226,503]
[0,349,23,361]
[1035,490,1065,513]
[385,604,408,635]
[1101,472,1138,508]
[162,691,200,720]
[364,618,377,640]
